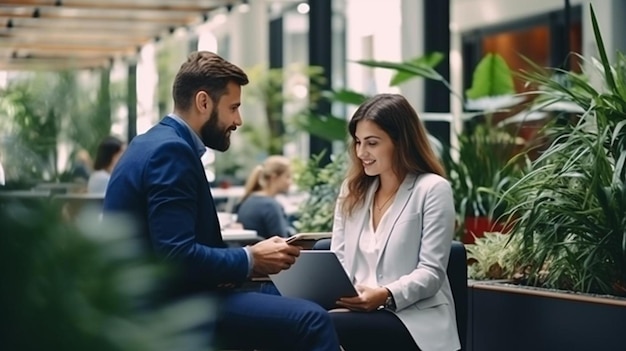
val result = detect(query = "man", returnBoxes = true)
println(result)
[103,51,340,351]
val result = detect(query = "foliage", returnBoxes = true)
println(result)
[498,5,626,296]
[246,64,326,154]
[441,54,526,241]
[356,52,452,94]
[69,68,125,158]
[294,53,446,144]
[0,196,213,350]
[0,69,122,184]
[155,36,188,119]
[465,53,516,99]
[441,122,526,231]
[292,152,348,233]
[0,74,63,180]
[467,232,524,280]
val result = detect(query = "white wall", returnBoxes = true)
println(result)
[400,0,425,113]
[345,0,403,105]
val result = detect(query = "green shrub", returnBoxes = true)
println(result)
[0,197,214,350]
[292,152,347,233]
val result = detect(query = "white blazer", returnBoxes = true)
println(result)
[331,173,460,351]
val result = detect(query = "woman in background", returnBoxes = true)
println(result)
[87,136,124,194]
[236,155,293,239]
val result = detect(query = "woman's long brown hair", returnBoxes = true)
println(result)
[340,94,446,216]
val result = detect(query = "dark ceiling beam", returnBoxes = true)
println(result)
[1,16,172,31]
[0,41,137,53]
[0,5,206,20]
[0,57,111,71]
[0,8,201,25]
[0,29,153,42]
[0,50,114,61]
[0,0,233,70]
[1,0,229,12]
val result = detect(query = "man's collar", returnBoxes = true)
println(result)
[167,114,207,157]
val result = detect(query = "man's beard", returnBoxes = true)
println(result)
[200,108,232,151]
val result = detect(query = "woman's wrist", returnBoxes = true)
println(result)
[381,286,396,311]
[377,287,389,305]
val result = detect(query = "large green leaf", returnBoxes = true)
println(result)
[389,52,445,86]
[321,89,368,106]
[355,52,445,86]
[466,53,515,99]
[590,5,616,91]
[295,113,348,142]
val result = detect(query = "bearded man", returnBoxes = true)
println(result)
[103,51,340,351]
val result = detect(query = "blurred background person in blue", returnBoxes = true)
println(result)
[237,155,294,238]
[70,149,92,184]
[87,136,125,194]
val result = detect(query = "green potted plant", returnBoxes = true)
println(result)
[466,6,626,350]
[500,5,626,298]
[466,231,524,281]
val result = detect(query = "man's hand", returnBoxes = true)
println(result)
[336,285,388,312]
[249,236,301,276]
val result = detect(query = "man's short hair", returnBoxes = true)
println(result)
[172,51,249,111]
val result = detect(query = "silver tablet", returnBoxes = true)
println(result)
[269,251,358,310]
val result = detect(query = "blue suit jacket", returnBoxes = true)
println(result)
[103,117,248,294]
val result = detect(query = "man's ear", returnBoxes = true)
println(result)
[195,91,213,113]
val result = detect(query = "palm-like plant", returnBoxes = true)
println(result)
[499,5,626,296]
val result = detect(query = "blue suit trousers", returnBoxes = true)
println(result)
[214,291,340,351]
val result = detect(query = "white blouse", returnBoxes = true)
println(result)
[352,202,393,287]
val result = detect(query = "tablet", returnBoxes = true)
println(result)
[269,251,358,310]
[286,232,332,249]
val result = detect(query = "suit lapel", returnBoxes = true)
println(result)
[375,174,418,265]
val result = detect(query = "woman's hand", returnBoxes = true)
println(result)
[336,285,389,312]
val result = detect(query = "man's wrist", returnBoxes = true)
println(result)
[243,246,254,276]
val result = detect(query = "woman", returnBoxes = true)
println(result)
[236,155,293,239]
[87,136,124,194]
[330,94,460,351]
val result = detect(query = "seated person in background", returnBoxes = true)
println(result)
[70,149,92,184]
[237,155,294,239]
[87,136,125,194]
[329,94,460,351]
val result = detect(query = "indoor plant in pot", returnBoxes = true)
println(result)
[467,6,626,351]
